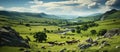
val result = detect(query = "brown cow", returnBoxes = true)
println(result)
[55,42,65,45]
[66,40,80,44]
[47,41,55,45]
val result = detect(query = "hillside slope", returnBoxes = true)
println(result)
[100,9,120,20]
[0,11,67,26]
[74,13,102,22]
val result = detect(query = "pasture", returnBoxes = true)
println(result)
[0,19,120,52]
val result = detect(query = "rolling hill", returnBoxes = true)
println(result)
[100,9,120,20]
[0,11,68,26]
[74,13,102,22]
[75,9,120,22]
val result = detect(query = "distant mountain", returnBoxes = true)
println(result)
[0,10,80,20]
[0,11,59,19]
[75,9,120,22]
[0,10,67,26]
[55,15,79,19]
[100,9,120,20]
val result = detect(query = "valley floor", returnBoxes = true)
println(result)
[0,19,120,52]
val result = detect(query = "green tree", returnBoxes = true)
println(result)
[58,28,60,31]
[81,24,88,31]
[76,26,80,30]
[98,29,107,36]
[71,29,75,33]
[43,28,47,32]
[90,30,97,34]
[76,29,81,33]
[34,32,47,42]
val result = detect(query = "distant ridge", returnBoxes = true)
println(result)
[100,9,120,20]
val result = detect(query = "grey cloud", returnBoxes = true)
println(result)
[93,0,107,5]
[106,0,120,9]
[64,3,80,6]
[111,0,120,9]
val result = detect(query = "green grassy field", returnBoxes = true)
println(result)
[0,18,120,52]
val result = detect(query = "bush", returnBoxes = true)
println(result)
[81,24,88,31]
[88,23,99,27]
[71,29,75,33]
[76,26,80,30]
[46,30,50,33]
[25,24,30,27]
[44,28,46,31]
[90,30,97,34]
[33,32,47,42]
[98,29,107,36]
[76,29,81,33]
[58,28,60,31]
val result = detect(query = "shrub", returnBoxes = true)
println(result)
[81,24,88,31]
[98,29,107,36]
[44,28,46,31]
[25,24,30,27]
[58,28,60,31]
[33,32,47,42]
[90,30,97,34]
[71,29,75,33]
[76,29,81,33]
[76,26,80,30]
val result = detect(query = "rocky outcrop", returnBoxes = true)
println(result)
[86,37,93,43]
[0,26,30,48]
[78,44,92,49]
[104,28,120,38]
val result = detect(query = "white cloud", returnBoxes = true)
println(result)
[29,0,104,11]
[0,6,5,10]
[5,7,41,13]
[105,0,116,6]
[88,2,97,9]
[0,0,114,15]
[98,6,111,13]
[27,0,107,15]
[7,7,27,12]
[29,0,43,5]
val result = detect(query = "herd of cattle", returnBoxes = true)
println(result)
[44,37,110,49]
[19,36,120,52]
[47,39,80,46]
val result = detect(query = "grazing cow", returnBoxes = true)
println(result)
[55,42,65,46]
[47,41,55,45]
[66,40,80,44]
[48,41,65,46]
[60,36,66,39]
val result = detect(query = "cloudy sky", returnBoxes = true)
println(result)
[0,0,120,16]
